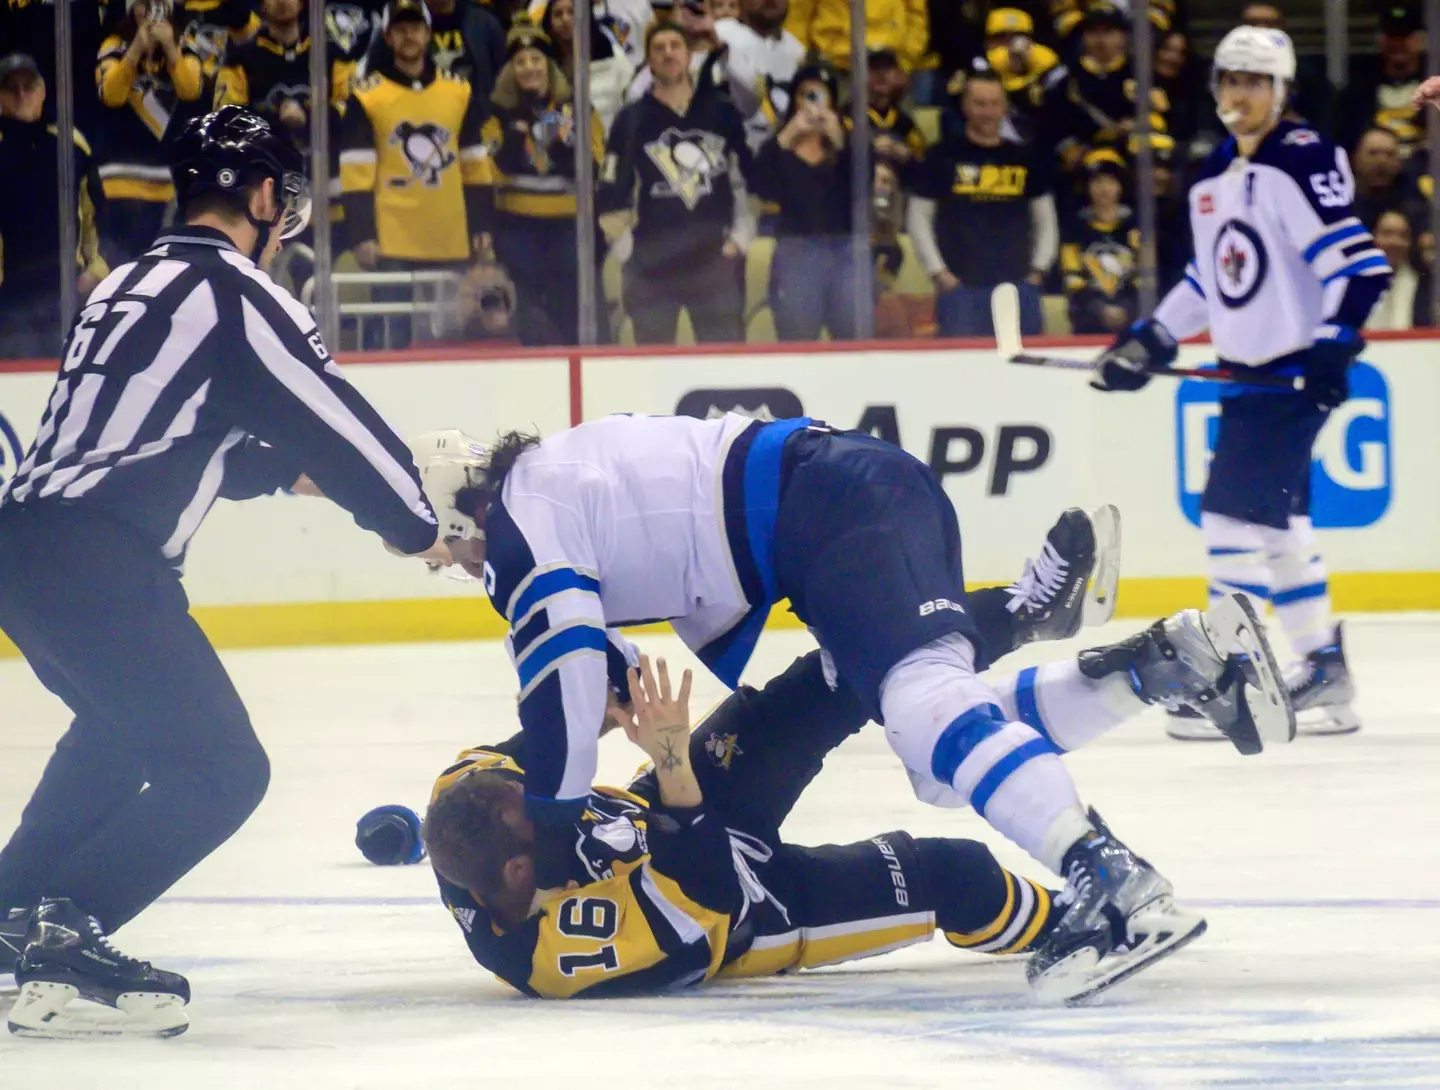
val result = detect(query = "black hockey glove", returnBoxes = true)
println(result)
[1090,318,1179,392]
[1306,327,1363,411]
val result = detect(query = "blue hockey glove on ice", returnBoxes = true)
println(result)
[1307,326,1363,411]
[355,804,426,865]
[1091,318,1179,392]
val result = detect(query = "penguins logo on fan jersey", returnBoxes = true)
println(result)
[644,128,728,210]
[1082,238,1135,297]
[1212,219,1268,309]
[326,3,369,54]
[704,732,744,771]
[390,121,457,186]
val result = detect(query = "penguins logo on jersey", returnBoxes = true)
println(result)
[390,121,457,186]
[1082,239,1135,297]
[644,128,728,209]
[326,3,369,54]
[261,82,313,112]
[1212,219,1268,309]
[704,732,744,771]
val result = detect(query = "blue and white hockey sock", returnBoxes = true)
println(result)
[1261,515,1336,657]
[879,635,1092,873]
[1202,512,1271,616]
[992,660,1145,752]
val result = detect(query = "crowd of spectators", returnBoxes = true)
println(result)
[0,0,1436,356]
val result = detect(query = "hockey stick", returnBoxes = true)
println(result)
[988,284,1303,390]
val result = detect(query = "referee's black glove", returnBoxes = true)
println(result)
[1306,326,1363,411]
[1091,318,1179,392]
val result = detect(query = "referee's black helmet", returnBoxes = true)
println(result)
[171,105,312,241]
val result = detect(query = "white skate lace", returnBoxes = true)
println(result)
[1005,542,1070,615]
[86,916,144,968]
[727,830,791,927]
[1052,861,1092,911]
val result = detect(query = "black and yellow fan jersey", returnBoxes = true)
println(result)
[431,745,741,999]
[338,58,492,261]
[214,27,361,120]
[1060,206,1139,333]
[480,70,607,220]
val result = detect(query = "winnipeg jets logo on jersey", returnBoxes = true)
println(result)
[644,129,728,209]
[391,122,456,186]
[1213,220,1267,308]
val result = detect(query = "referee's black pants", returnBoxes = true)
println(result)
[0,502,270,931]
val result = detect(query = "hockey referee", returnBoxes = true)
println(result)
[0,105,445,1039]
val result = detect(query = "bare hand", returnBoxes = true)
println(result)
[721,239,741,260]
[76,271,101,298]
[1415,76,1440,109]
[933,269,960,293]
[150,20,176,53]
[776,109,813,149]
[624,656,693,768]
[290,473,324,496]
[1100,303,1129,331]
[817,108,845,147]
[353,240,379,269]
[384,534,453,568]
[127,24,153,58]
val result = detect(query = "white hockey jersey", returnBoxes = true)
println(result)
[480,413,811,819]
[1153,121,1392,367]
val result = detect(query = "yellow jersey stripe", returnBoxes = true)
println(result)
[945,869,1015,947]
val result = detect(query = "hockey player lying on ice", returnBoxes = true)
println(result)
[406,418,1293,1002]
[421,594,1282,1003]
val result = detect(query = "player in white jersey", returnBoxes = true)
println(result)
[1092,26,1392,744]
[405,417,1291,1001]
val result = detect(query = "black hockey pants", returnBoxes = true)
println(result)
[0,502,269,931]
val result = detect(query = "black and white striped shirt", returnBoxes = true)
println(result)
[0,227,437,563]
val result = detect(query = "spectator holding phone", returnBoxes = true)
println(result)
[754,62,857,340]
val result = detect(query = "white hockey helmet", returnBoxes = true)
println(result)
[407,429,489,541]
[1211,25,1295,128]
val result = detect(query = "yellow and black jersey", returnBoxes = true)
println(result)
[983,41,1067,122]
[431,745,741,999]
[1052,55,1170,168]
[338,59,492,261]
[95,30,206,203]
[480,94,606,220]
[214,28,360,118]
[1061,206,1139,332]
[855,105,927,163]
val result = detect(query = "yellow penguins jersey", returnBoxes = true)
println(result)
[338,59,492,261]
[430,745,739,999]
[95,32,207,200]
[214,29,360,118]
[984,41,1066,117]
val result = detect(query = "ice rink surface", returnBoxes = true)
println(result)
[3,616,1440,1089]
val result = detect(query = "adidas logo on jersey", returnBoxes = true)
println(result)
[452,907,477,932]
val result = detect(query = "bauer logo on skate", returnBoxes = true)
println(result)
[1175,362,1391,529]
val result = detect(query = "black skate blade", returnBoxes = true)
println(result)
[1062,916,1207,1007]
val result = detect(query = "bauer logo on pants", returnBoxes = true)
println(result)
[1174,362,1391,529]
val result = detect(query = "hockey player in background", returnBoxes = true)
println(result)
[419,591,1269,1001]
[1092,26,1391,744]
[0,107,448,1038]
[404,421,1290,1003]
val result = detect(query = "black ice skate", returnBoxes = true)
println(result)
[1027,810,1206,1005]
[1085,594,1295,755]
[7,899,190,1038]
[1,907,29,964]
[1008,505,1121,645]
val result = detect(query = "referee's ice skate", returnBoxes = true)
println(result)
[7,900,189,1038]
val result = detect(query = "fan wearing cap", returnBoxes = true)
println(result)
[1059,149,1138,334]
[1339,3,1427,158]
[339,0,494,347]
[477,17,606,345]
[976,8,1066,142]
[1050,0,1172,50]
[0,54,110,359]
[1049,1,1171,172]
[213,0,365,147]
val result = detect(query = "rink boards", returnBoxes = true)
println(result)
[0,334,1436,652]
